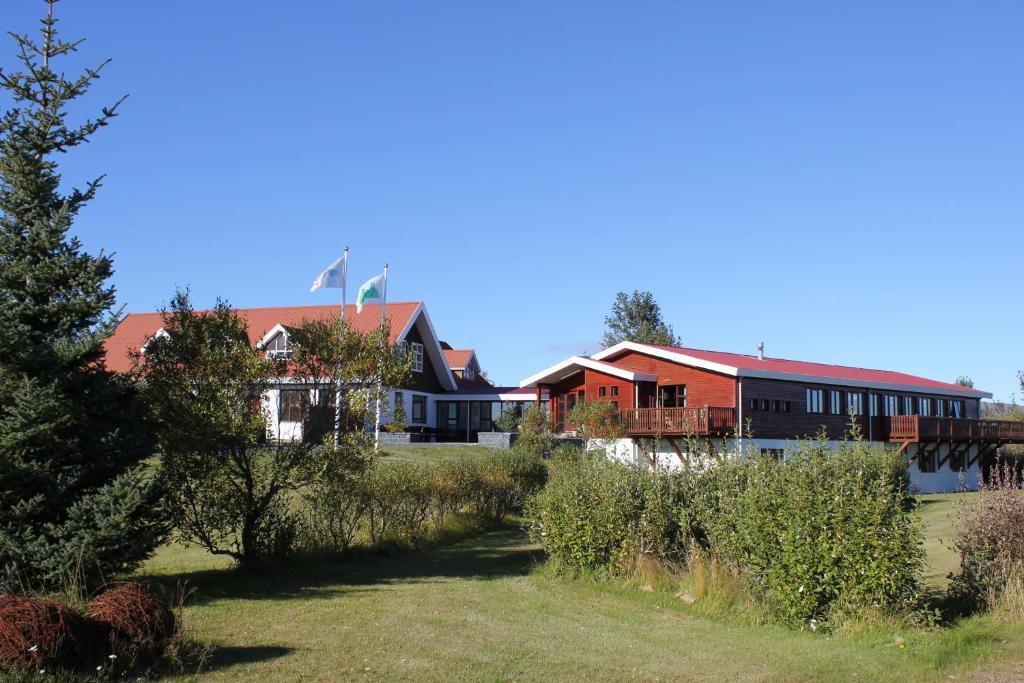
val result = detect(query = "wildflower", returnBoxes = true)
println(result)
[29,645,38,652]
[109,653,117,659]
[97,665,103,671]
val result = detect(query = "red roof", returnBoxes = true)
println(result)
[103,302,421,373]
[637,344,989,396]
[443,349,474,369]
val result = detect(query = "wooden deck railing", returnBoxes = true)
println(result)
[618,406,735,436]
[886,415,1024,443]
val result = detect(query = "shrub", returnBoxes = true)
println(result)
[304,451,546,552]
[526,456,689,574]
[493,407,520,433]
[950,461,1024,611]
[693,441,923,627]
[527,440,925,628]
[0,595,102,672]
[87,583,177,667]
[516,405,554,457]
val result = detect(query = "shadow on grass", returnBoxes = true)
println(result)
[138,524,541,607]
[202,645,296,672]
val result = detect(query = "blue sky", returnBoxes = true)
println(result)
[5,1,1023,398]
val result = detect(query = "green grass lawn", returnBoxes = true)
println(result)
[377,444,499,465]
[137,490,1024,682]
[918,492,970,591]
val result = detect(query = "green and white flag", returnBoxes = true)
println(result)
[356,272,385,313]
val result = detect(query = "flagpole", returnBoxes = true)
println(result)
[373,263,388,452]
[334,247,348,449]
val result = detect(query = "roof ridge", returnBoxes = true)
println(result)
[652,343,944,379]
[122,301,423,316]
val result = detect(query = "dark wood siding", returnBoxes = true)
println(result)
[742,377,981,440]
[402,322,445,393]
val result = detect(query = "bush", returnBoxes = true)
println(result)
[515,405,554,457]
[0,595,103,672]
[493,407,520,433]
[304,451,546,552]
[527,441,925,628]
[87,583,177,668]
[695,441,923,627]
[526,455,689,574]
[950,461,1024,611]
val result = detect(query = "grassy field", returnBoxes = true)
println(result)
[376,444,498,465]
[137,474,1023,682]
[919,492,969,591]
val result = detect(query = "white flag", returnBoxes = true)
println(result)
[356,272,385,313]
[310,254,347,292]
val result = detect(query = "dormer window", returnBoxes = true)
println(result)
[266,331,293,360]
[463,366,475,381]
[139,328,171,355]
[410,342,424,373]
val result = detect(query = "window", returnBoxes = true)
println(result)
[884,395,898,417]
[394,391,403,419]
[266,331,292,360]
[902,396,914,416]
[919,397,931,417]
[869,393,880,417]
[760,398,769,411]
[951,400,963,418]
[599,386,607,398]
[829,390,842,415]
[936,399,945,417]
[610,401,619,412]
[847,392,863,416]
[411,395,426,424]
[463,367,475,381]
[770,400,779,412]
[278,388,307,422]
[917,449,937,473]
[749,398,758,411]
[659,385,686,408]
[950,448,966,472]
[410,342,424,373]
[806,388,824,414]
[778,400,791,412]
[611,386,619,397]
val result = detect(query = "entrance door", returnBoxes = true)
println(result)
[637,381,657,409]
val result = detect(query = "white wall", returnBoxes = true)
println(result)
[596,437,982,493]
[906,443,981,494]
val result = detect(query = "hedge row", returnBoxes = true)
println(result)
[527,442,925,627]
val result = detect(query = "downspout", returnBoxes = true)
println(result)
[737,377,743,452]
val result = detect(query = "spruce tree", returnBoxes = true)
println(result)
[0,1,165,590]
[602,290,681,348]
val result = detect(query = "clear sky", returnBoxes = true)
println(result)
[5,1,1023,398]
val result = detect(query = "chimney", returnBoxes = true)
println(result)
[757,341,765,361]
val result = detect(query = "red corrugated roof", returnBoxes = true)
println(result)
[639,344,988,396]
[103,302,421,373]
[443,349,474,369]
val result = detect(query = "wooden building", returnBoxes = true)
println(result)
[520,341,1024,493]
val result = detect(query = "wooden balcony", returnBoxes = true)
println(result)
[886,415,1024,443]
[619,406,735,436]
